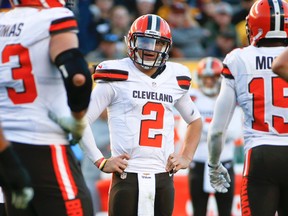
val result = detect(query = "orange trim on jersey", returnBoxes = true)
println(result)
[243,148,252,177]
[176,76,191,90]
[221,66,234,79]
[93,69,128,81]
[50,145,78,201]
[49,18,78,34]
[222,67,232,76]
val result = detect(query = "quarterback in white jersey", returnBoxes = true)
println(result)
[208,0,288,215]
[0,1,94,215]
[82,14,202,216]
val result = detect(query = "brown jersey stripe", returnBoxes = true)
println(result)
[176,76,191,90]
[93,69,128,81]
[49,17,78,34]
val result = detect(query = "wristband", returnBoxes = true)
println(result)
[96,157,107,171]
[208,163,219,169]
[99,159,107,171]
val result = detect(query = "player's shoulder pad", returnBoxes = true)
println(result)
[189,88,200,101]
[47,8,78,35]
[93,59,129,82]
[167,62,192,90]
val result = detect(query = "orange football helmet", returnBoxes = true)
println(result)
[246,0,288,46]
[197,57,222,96]
[10,0,67,8]
[126,14,172,69]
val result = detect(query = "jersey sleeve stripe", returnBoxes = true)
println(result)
[93,69,128,81]
[176,76,191,90]
[49,17,78,34]
[221,65,234,79]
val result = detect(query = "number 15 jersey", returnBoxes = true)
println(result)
[222,46,288,152]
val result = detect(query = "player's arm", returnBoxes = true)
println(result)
[166,92,202,173]
[80,82,130,173]
[207,78,237,193]
[0,126,33,209]
[272,48,288,81]
[49,32,92,143]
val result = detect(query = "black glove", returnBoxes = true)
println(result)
[0,146,34,209]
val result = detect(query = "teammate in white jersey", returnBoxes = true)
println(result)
[81,14,202,216]
[0,0,94,215]
[207,0,288,215]
[181,57,243,216]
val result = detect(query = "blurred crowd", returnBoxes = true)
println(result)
[0,0,255,62]
[77,0,255,61]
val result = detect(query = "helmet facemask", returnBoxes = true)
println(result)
[126,33,171,69]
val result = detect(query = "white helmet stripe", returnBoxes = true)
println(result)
[272,0,281,31]
[39,0,49,8]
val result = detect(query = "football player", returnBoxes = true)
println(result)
[207,0,288,215]
[184,57,243,216]
[82,14,202,215]
[0,0,94,215]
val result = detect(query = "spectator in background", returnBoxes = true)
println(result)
[85,33,126,62]
[194,0,216,27]
[204,1,238,48]
[134,0,158,18]
[81,110,111,215]
[206,30,238,58]
[167,2,207,58]
[110,5,131,41]
[232,0,255,47]
[88,0,115,49]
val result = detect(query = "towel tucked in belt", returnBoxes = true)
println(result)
[137,172,156,216]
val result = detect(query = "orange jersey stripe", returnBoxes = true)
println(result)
[93,69,128,81]
[50,18,78,34]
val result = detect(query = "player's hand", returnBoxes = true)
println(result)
[166,153,190,174]
[48,111,87,145]
[208,163,231,193]
[12,187,34,209]
[0,146,34,209]
[100,154,130,174]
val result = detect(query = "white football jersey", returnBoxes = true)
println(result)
[184,88,243,162]
[0,7,78,145]
[223,46,288,152]
[89,58,201,173]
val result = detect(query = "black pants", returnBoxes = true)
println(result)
[188,161,234,216]
[242,145,288,216]
[2,142,93,216]
[109,172,174,216]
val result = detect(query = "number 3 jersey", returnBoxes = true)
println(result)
[0,8,78,145]
[88,58,201,173]
[222,46,288,152]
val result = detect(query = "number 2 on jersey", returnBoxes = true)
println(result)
[249,77,288,133]
[2,44,37,104]
[139,102,164,148]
